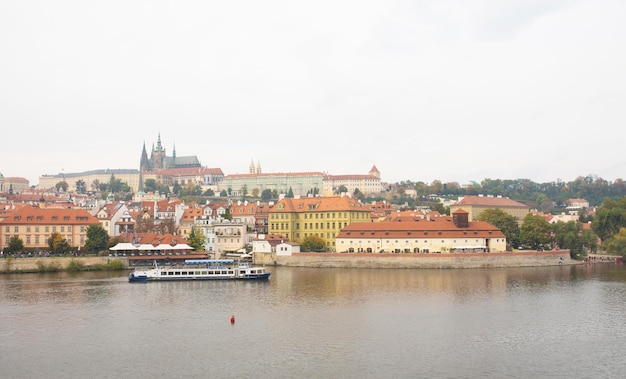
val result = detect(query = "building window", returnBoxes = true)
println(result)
[14,226,18,233]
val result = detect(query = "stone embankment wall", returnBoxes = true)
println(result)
[1,256,129,272]
[255,251,576,269]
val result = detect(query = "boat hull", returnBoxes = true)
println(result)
[128,259,271,282]
[128,272,270,282]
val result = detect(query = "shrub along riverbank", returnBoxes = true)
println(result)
[0,256,126,274]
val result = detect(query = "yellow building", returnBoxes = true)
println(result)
[449,195,530,223]
[0,205,99,250]
[269,195,372,252]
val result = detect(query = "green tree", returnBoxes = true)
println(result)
[477,208,520,249]
[6,236,24,253]
[188,227,206,252]
[604,227,626,257]
[552,221,597,259]
[75,180,86,194]
[334,185,348,195]
[203,188,215,196]
[220,189,228,197]
[592,197,626,243]
[84,224,110,254]
[286,187,294,198]
[429,203,449,215]
[519,213,552,250]
[55,181,69,192]
[301,235,325,252]
[261,189,273,201]
[144,179,157,193]
[223,208,232,221]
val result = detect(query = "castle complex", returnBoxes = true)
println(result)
[33,136,382,197]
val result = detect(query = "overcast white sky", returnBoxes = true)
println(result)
[1,0,624,186]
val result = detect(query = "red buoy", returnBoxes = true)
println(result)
[230,315,235,324]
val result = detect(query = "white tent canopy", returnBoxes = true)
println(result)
[109,242,193,252]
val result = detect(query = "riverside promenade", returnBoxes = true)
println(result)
[256,250,577,269]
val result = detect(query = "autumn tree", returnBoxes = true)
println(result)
[301,235,326,252]
[188,227,206,251]
[48,233,70,254]
[604,227,626,257]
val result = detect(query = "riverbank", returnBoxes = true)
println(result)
[0,256,127,273]
[256,250,579,269]
[1,250,590,273]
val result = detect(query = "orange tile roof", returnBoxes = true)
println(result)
[272,196,369,213]
[0,205,98,225]
[337,217,505,239]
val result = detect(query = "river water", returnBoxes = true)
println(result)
[1,263,625,379]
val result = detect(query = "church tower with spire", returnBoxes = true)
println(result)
[140,142,151,172]
[151,133,166,170]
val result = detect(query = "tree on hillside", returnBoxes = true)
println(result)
[334,185,348,195]
[144,179,157,193]
[519,213,552,250]
[604,227,626,257]
[84,224,110,254]
[261,189,273,201]
[55,181,68,192]
[75,180,86,194]
[592,197,626,243]
[477,208,520,249]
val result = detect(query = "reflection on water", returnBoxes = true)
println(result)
[1,264,626,378]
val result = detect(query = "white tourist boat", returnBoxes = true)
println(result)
[128,259,270,282]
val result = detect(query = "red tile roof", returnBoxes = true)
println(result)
[0,205,98,225]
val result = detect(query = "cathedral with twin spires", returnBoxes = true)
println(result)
[140,134,202,172]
